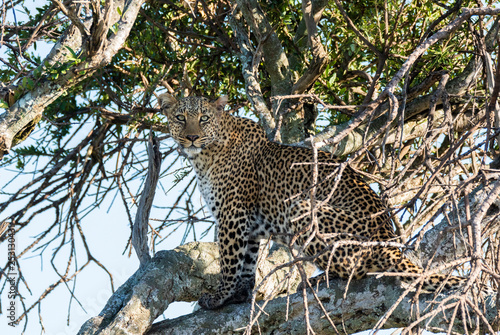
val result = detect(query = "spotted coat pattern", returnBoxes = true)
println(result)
[159,94,463,310]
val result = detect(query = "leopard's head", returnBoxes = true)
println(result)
[159,94,228,156]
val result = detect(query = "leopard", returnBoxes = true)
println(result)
[159,94,464,310]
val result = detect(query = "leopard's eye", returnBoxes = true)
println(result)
[200,115,209,122]
[175,115,185,122]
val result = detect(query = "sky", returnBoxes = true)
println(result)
[0,1,432,335]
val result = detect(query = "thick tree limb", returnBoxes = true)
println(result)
[235,0,292,97]
[0,0,145,158]
[147,276,496,335]
[78,181,500,334]
[78,175,500,334]
[235,0,306,143]
[78,239,497,335]
[77,242,315,335]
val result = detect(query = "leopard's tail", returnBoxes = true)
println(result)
[388,250,465,292]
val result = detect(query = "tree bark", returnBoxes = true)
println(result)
[147,276,497,335]
[132,135,161,266]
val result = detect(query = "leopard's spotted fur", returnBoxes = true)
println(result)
[160,94,463,310]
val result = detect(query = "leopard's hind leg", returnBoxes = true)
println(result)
[289,200,466,291]
[289,200,379,279]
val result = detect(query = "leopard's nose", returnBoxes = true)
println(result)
[186,135,199,142]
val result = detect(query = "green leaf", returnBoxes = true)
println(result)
[26,78,34,90]
[110,23,119,34]
[65,46,77,58]
[0,99,8,109]
[33,67,41,78]
[328,73,337,86]
[16,158,25,169]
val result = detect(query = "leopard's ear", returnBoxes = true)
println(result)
[213,95,228,112]
[158,93,178,114]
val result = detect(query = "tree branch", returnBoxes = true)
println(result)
[78,181,500,335]
[291,0,329,95]
[333,0,382,57]
[91,237,497,335]
[384,7,500,96]
[132,134,161,266]
[417,179,500,267]
[0,0,145,159]
[228,9,275,136]
[235,0,292,97]
[53,0,90,39]
[236,0,302,143]
[147,276,496,335]
[293,7,499,155]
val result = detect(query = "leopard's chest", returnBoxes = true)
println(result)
[191,153,238,217]
[189,149,288,239]
[191,162,219,217]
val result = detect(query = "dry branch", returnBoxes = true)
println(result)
[132,135,161,266]
[417,180,500,266]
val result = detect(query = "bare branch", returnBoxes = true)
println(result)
[384,7,500,96]
[417,180,500,266]
[53,0,90,39]
[291,0,329,95]
[132,134,161,266]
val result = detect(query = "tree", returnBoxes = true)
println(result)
[1,0,500,334]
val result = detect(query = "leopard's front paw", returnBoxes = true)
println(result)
[198,293,224,310]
